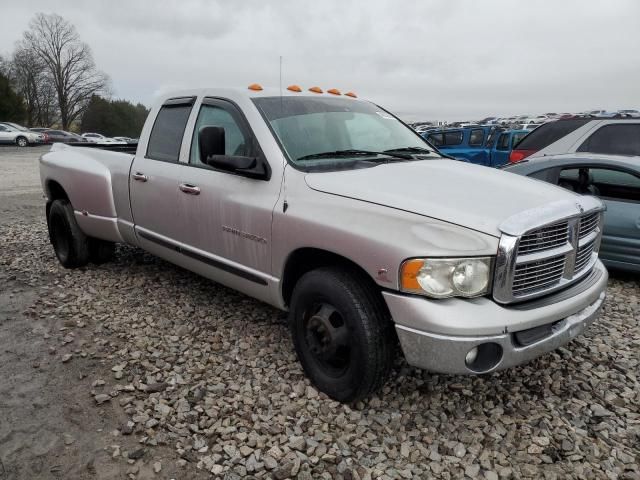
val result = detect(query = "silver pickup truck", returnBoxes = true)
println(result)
[40,86,608,402]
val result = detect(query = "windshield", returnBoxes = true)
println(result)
[253,96,438,171]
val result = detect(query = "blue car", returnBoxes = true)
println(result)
[424,127,528,167]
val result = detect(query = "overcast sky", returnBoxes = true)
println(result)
[2,0,639,121]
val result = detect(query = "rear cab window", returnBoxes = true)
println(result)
[146,97,195,162]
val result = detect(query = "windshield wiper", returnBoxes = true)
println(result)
[296,149,412,162]
[383,146,433,155]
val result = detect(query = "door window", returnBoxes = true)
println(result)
[443,131,463,146]
[190,103,250,167]
[496,133,510,151]
[559,167,640,201]
[427,133,444,147]
[577,124,640,156]
[146,102,193,162]
[468,129,485,147]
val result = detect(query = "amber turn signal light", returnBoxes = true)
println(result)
[400,259,424,291]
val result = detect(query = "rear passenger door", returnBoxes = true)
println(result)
[130,97,195,250]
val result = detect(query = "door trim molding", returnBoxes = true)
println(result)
[136,228,268,286]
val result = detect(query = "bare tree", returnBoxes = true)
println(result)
[10,42,58,126]
[21,13,109,130]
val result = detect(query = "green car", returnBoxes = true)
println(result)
[504,154,640,273]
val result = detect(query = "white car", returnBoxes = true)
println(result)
[617,109,640,118]
[0,122,46,147]
[81,133,127,145]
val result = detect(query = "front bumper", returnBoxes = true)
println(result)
[385,260,608,374]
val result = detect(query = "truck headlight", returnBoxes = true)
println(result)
[400,257,493,298]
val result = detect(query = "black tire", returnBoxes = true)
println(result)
[16,136,28,147]
[289,266,395,403]
[47,199,89,268]
[88,238,115,264]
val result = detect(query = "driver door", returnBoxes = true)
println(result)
[175,98,280,288]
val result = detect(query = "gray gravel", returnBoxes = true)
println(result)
[1,219,638,479]
[0,147,639,479]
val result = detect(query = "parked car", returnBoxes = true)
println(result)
[113,136,138,144]
[509,119,640,163]
[40,86,607,402]
[82,133,127,145]
[584,110,619,118]
[424,126,527,166]
[42,129,88,143]
[0,122,46,146]
[504,155,640,272]
[617,109,640,118]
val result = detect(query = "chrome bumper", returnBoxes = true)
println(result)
[387,261,608,375]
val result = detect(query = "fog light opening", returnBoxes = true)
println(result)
[465,342,503,373]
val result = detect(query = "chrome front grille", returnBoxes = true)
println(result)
[493,199,604,304]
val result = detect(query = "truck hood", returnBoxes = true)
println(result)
[304,159,575,237]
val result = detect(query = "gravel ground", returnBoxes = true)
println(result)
[0,146,639,479]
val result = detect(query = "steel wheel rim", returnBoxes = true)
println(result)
[303,302,351,376]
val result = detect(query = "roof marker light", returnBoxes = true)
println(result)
[345,91,357,98]
[309,86,323,93]
[327,88,341,95]
[287,85,302,92]
[248,83,263,91]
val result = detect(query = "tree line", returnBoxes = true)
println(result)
[0,13,148,137]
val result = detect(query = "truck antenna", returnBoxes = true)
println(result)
[279,55,283,112]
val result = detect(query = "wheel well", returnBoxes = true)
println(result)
[46,180,69,202]
[45,180,69,220]
[281,248,383,307]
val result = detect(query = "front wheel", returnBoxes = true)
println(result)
[289,267,395,403]
[16,136,28,147]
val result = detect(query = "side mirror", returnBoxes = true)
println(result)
[198,124,271,180]
[199,125,226,162]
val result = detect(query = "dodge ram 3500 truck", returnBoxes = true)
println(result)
[40,85,608,402]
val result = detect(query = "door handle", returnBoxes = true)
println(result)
[179,183,201,195]
[132,172,148,182]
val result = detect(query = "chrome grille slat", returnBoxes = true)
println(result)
[514,258,566,274]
